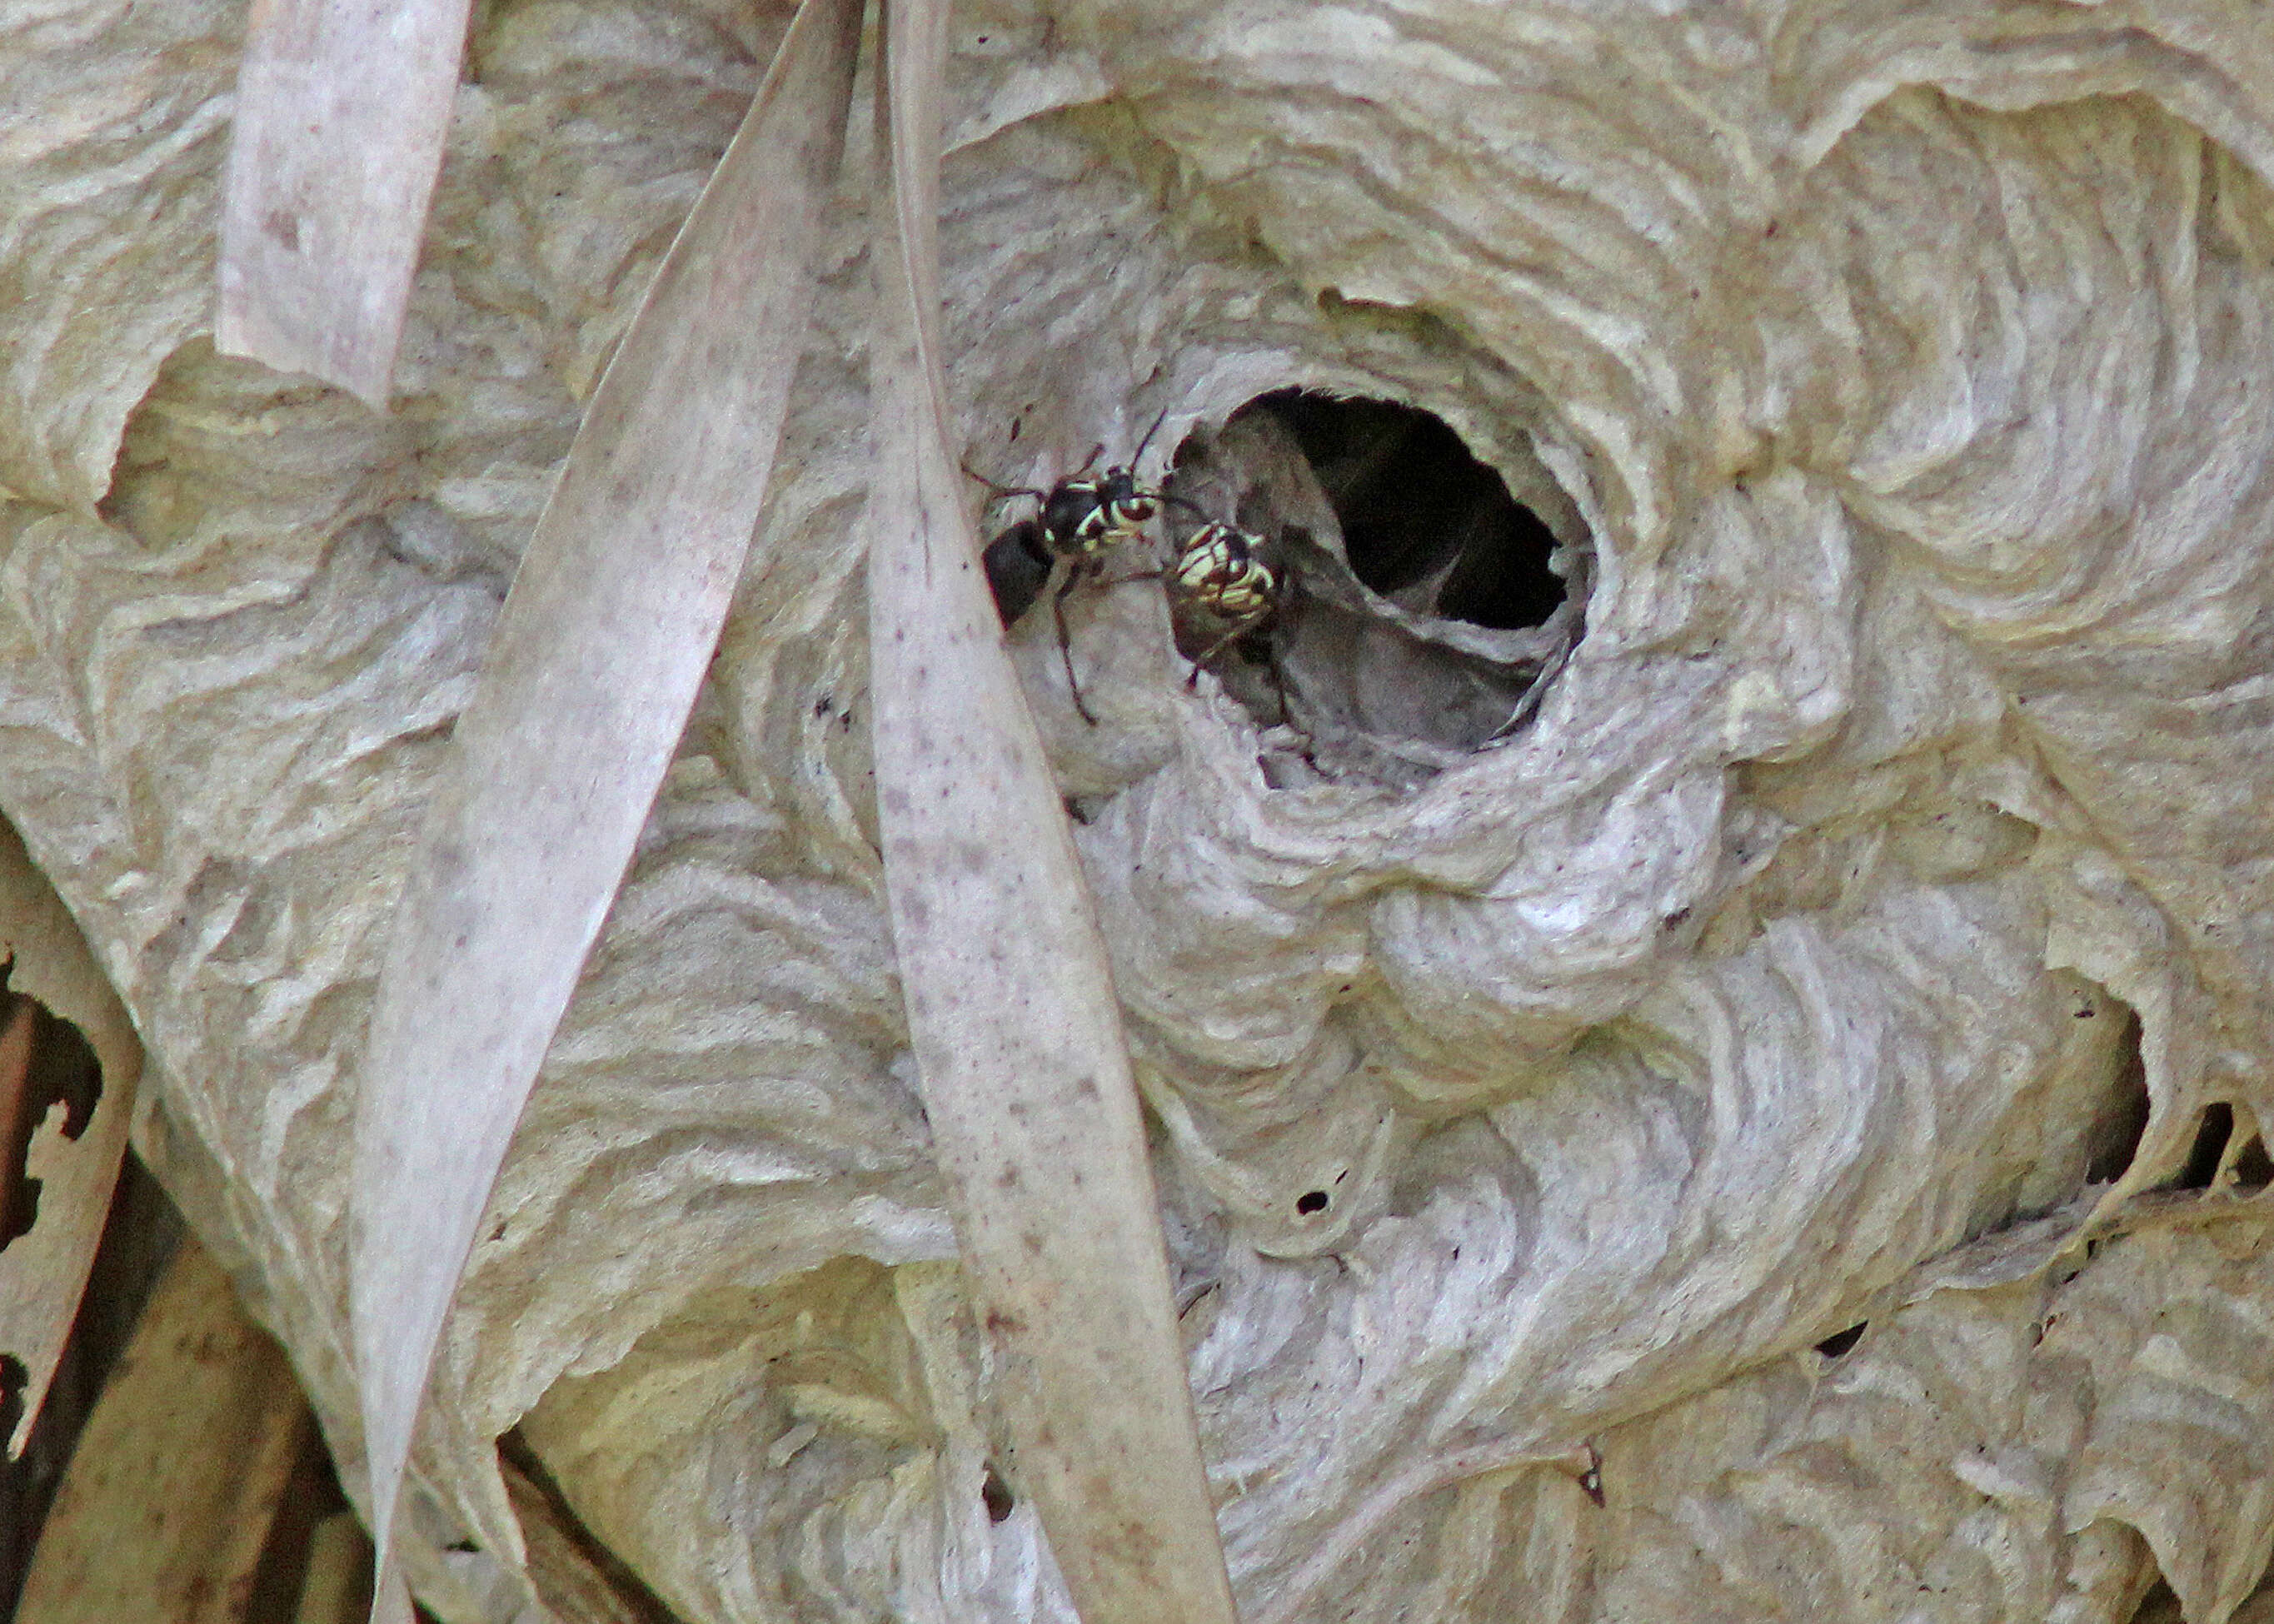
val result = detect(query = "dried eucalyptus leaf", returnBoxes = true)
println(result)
[0,814,140,1458]
[218,0,481,406]
[350,0,860,1599]
[16,1239,312,1621]
[866,0,1236,1617]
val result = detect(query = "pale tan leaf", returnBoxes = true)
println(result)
[17,1238,312,1624]
[0,814,142,1458]
[348,0,861,1607]
[865,2,1239,1620]
[216,0,476,406]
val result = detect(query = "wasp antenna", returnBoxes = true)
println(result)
[1130,403,1173,471]
[1187,622,1258,675]
[1158,491,1213,521]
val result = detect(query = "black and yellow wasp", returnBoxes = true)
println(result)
[970,410,1282,721]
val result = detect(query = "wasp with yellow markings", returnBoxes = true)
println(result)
[1167,521,1279,685]
[970,408,1184,724]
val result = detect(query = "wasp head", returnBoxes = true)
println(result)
[1174,523,1276,620]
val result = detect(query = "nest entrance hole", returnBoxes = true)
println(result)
[1235,391,1567,630]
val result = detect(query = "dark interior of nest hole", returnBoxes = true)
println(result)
[1239,391,1566,629]
[2084,1008,2150,1186]
[2168,1100,2274,1194]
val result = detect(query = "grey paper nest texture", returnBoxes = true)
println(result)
[7,0,2274,1618]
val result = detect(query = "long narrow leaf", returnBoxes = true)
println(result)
[348,1,862,1613]
[217,0,476,406]
[0,816,142,1460]
[865,5,1240,1621]
[17,1240,312,1622]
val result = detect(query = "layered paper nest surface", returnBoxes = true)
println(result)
[7,0,2274,1618]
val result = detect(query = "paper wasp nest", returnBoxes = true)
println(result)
[7,0,2274,1618]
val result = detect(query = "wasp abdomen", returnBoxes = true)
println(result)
[983,518,1055,625]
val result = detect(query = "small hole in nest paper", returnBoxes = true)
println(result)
[2172,1102,2233,1193]
[2083,1009,2149,1186]
[2162,1102,2274,1195]
[1814,1322,1868,1359]
[981,1464,1015,1522]
[1295,1189,1330,1216]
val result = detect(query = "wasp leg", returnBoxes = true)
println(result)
[1183,612,1270,689]
[1055,561,1100,726]
[961,463,1046,503]
[1263,636,1319,763]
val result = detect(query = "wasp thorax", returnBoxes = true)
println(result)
[1048,466,1155,552]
